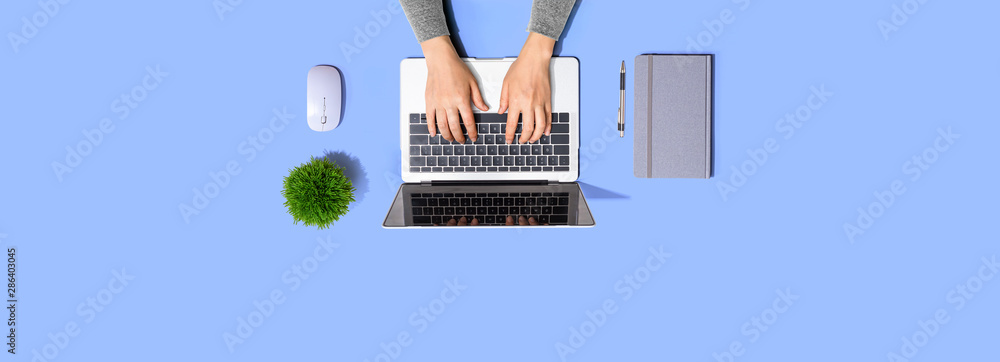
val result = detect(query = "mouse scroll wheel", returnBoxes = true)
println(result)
[321,115,327,124]
[321,97,327,124]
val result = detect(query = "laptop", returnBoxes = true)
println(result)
[383,57,595,228]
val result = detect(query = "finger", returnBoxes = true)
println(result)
[505,216,515,225]
[447,218,458,226]
[459,104,478,143]
[470,81,488,111]
[529,106,545,143]
[519,110,534,144]
[426,107,437,137]
[446,108,464,144]
[505,110,519,144]
[528,217,539,225]
[436,108,453,141]
[498,81,509,114]
[544,103,552,135]
[470,218,480,226]
[458,216,468,226]
[518,216,529,225]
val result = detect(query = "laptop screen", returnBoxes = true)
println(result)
[383,183,595,228]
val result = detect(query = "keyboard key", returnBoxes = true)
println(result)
[554,167,569,171]
[438,156,448,165]
[498,146,508,155]
[411,199,427,206]
[554,145,570,154]
[503,156,514,166]
[490,124,501,133]
[484,135,495,144]
[543,166,553,171]
[461,198,471,206]
[559,113,569,123]
[478,124,489,134]
[483,198,493,206]
[410,135,428,145]
[480,113,506,123]
[551,135,570,144]
[476,145,487,155]
[454,146,464,155]
[442,167,453,172]
[471,157,480,166]
[548,156,559,165]
[488,167,498,172]
[427,199,438,206]
[526,157,535,166]
[515,156,525,166]
[554,206,569,214]
[488,146,497,155]
[443,146,453,155]
[472,198,482,206]
[559,156,570,165]
[413,216,431,224]
[520,145,531,155]
[429,135,440,145]
[432,146,442,155]
[499,167,508,171]
[421,145,432,155]
[543,145,553,155]
[460,156,470,166]
[515,198,525,206]
[542,206,552,214]
[455,207,465,215]
[409,146,420,155]
[421,167,431,172]
[409,157,425,166]
[434,206,444,214]
[426,157,436,166]
[466,145,476,155]
[410,125,429,134]
[493,156,503,166]
[482,156,492,166]
[531,145,541,154]
[550,215,568,224]
[485,215,496,224]
[537,156,547,166]
[445,207,454,214]
[551,124,569,134]
[449,156,459,166]
[410,114,421,123]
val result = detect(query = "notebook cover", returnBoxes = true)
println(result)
[634,54,713,178]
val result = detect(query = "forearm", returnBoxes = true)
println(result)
[527,0,576,40]
[399,0,450,43]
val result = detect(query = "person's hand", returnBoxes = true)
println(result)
[434,216,547,226]
[499,32,556,144]
[421,36,489,144]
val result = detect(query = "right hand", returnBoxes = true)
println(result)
[421,36,488,144]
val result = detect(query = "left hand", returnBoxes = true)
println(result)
[499,32,556,144]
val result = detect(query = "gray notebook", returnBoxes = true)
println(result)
[634,54,713,178]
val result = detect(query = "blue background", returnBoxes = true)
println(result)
[2,0,997,361]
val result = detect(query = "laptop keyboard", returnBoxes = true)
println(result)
[407,113,572,173]
[410,192,571,225]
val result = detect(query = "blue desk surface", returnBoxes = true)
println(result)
[2,0,997,361]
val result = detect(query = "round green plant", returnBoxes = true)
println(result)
[282,157,356,229]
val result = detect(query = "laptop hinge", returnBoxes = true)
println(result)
[423,180,550,186]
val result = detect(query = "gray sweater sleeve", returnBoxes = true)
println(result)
[528,0,576,40]
[399,0,575,43]
[399,0,450,43]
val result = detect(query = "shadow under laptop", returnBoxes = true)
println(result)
[578,182,630,200]
[323,150,370,203]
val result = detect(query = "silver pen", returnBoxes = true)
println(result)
[618,61,625,137]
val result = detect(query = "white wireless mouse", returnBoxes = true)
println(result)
[306,65,342,132]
